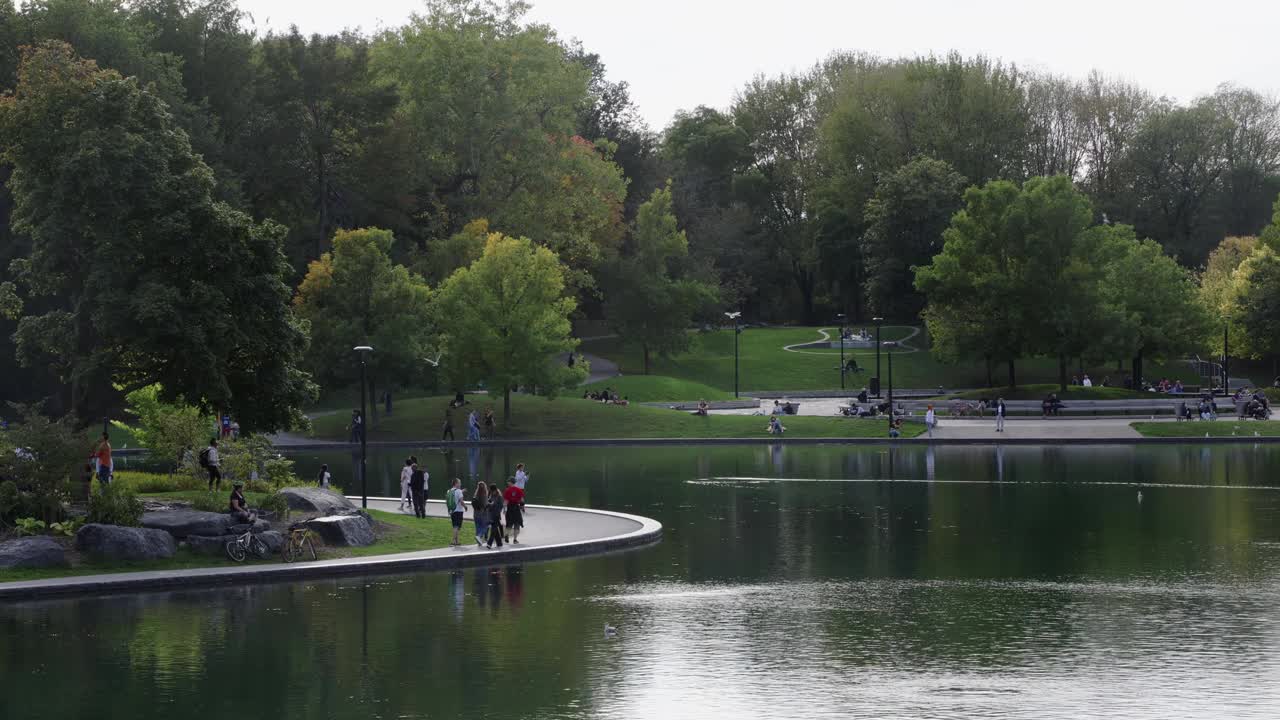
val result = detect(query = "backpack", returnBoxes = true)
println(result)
[446,488,458,512]
[198,448,211,468]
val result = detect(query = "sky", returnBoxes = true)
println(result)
[236,0,1280,131]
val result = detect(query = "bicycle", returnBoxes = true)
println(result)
[225,521,267,562]
[282,524,317,563]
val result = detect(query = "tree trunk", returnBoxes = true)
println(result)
[1059,354,1068,392]
[503,386,511,424]
[985,354,994,389]
[1007,358,1017,389]
[1132,350,1143,391]
[643,344,650,375]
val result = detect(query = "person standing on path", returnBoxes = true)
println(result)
[317,464,331,489]
[442,405,455,442]
[399,458,412,511]
[483,408,496,439]
[503,478,525,544]
[925,406,936,438]
[467,410,482,441]
[409,462,427,519]
[514,463,529,522]
[203,438,222,490]
[447,479,466,546]
[485,483,505,548]
[995,397,1006,432]
[94,432,113,485]
[472,481,490,547]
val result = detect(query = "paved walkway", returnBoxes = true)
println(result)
[0,499,661,600]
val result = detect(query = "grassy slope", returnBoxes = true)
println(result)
[1130,421,1280,438]
[309,395,925,441]
[579,375,732,402]
[0,506,451,583]
[581,326,1202,392]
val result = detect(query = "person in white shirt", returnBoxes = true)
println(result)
[204,439,221,491]
[514,463,529,490]
[995,398,1006,432]
[399,458,412,511]
[925,405,936,438]
[1082,374,1093,387]
[317,464,331,489]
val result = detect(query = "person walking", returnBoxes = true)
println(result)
[202,438,222,490]
[93,432,113,486]
[317,464,332,489]
[485,483,505,548]
[409,462,427,519]
[447,479,466,546]
[995,397,1007,433]
[467,410,482,441]
[483,408,496,439]
[514,463,529,490]
[442,405,455,442]
[503,477,525,544]
[399,458,412,511]
[472,481,490,547]
[925,405,936,438]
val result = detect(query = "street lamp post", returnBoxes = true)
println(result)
[836,313,847,390]
[884,340,898,430]
[354,345,373,509]
[873,317,885,397]
[725,312,742,398]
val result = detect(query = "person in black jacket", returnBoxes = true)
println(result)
[409,462,427,518]
[486,487,505,548]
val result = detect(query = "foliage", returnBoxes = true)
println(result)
[294,228,434,400]
[1227,245,1280,359]
[87,483,143,527]
[0,42,315,432]
[256,492,290,519]
[196,435,297,491]
[188,492,227,513]
[433,233,587,420]
[0,480,17,521]
[604,183,719,373]
[112,470,205,494]
[14,517,46,536]
[0,405,85,523]
[49,516,84,537]
[123,385,213,470]
[1263,196,1280,252]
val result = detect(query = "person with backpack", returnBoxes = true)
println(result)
[409,462,427,519]
[446,478,466,545]
[200,439,221,490]
[317,464,331,489]
[398,458,413,512]
[485,483,505,548]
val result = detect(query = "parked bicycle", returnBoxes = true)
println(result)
[282,524,317,563]
[225,522,267,562]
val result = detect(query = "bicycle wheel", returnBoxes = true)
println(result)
[225,539,246,562]
[249,535,268,559]
[282,539,297,563]
[302,536,317,562]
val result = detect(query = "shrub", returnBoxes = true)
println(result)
[0,480,17,521]
[14,517,46,536]
[87,483,143,527]
[256,492,289,519]
[49,517,84,536]
[114,470,204,494]
[262,455,297,489]
[0,406,83,523]
[189,492,227,513]
[123,385,213,472]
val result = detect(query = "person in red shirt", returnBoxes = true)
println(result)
[502,478,525,544]
[94,432,113,485]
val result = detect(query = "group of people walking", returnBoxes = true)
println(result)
[398,457,530,549]
[441,403,496,441]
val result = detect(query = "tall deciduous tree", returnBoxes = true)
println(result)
[0,43,314,431]
[294,227,434,420]
[433,233,586,421]
[605,183,719,373]
[1227,245,1280,361]
[860,157,967,320]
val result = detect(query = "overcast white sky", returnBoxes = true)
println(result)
[236,0,1280,130]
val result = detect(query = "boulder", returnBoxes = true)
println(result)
[184,534,231,556]
[0,536,69,569]
[227,519,272,535]
[304,514,375,547]
[75,524,176,561]
[142,510,235,539]
[258,530,285,554]
[280,487,356,515]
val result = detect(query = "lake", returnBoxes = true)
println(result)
[3,443,1280,719]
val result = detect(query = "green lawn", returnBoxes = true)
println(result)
[938,384,1158,401]
[309,395,925,441]
[580,375,732,402]
[581,326,1203,393]
[0,506,450,584]
[1130,421,1280,438]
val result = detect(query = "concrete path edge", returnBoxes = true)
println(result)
[0,499,662,602]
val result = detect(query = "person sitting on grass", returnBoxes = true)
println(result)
[229,481,256,525]
[767,416,785,435]
[693,399,710,417]
[888,418,903,438]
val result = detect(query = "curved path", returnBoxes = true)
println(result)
[0,499,662,600]
[782,325,923,356]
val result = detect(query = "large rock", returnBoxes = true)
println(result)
[227,519,272,536]
[142,510,235,539]
[280,487,357,515]
[304,514,374,547]
[75,524,176,561]
[0,536,69,569]
[257,530,284,554]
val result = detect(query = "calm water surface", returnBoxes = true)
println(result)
[4,443,1280,719]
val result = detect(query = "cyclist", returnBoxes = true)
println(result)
[229,481,256,524]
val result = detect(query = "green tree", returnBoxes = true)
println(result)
[433,233,586,421]
[605,183,719,373]
[1227,245,1280,361]
[0,43,314,431]
[123,384,213,472]
[860,157,967,320]
[294,228,434,420]
[0,405,84,522]
[1262,195,1280,251]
